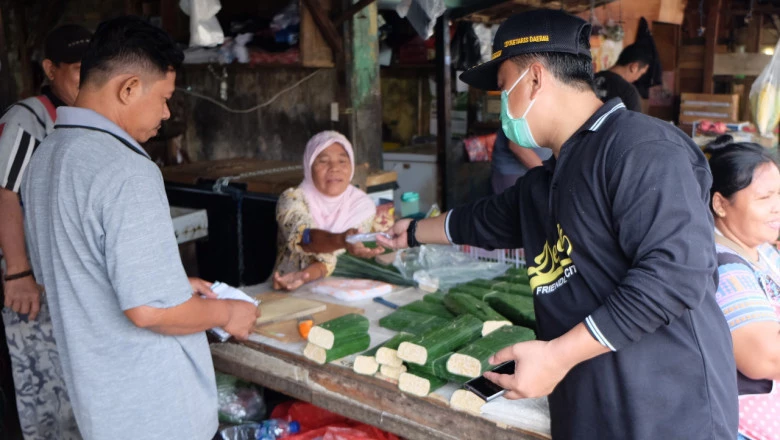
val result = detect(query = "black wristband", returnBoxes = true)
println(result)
[4,269,33,282]
[407,220,421,248]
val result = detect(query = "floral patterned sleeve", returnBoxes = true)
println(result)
[274,188,339,276]
[275,188,313,256]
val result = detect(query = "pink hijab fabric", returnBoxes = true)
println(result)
[300,131,376,233]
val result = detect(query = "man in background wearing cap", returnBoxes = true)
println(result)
[0,24,90,439]
[379,9,737,439]
[593,43,653,112]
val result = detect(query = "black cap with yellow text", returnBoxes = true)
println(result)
[459,9,591,91]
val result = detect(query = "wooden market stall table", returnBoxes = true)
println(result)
[210,281,551,440]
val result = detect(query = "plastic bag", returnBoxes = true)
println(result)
[451,22,482,71]
[750,38,780,137]
[270,402,400,440]
[393,245,510,291]
[396,0,446,39]
[218,423,263,440]
[180,0,225,47]
[217,372,266,424]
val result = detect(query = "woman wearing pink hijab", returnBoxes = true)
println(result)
[273,131,384,291]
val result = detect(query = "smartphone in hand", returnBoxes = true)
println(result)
[463,360,516,402]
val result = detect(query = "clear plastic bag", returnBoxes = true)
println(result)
[179,0,225,47]
[393,245,510,291]
[217,372,267,425]
[749,39,780,137]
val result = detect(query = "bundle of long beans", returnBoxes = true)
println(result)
[332,254,415,287]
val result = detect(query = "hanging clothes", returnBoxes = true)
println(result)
[632,17,663,99]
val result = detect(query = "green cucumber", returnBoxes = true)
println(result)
[506,267,529,277]
[303,333,370,365]
[442,293,508,322]
[307,313,369,350]
[450,389,485,414]
[450,285,495,300]
[379,309,447,334]
[354,334,401,375]
[379,364,407,380]
[397,314,483,365]
[443,293,512,336]
[463,279,496,290]
[484,292,536,329]
[495,274,531,285]
[376,332,416,367]
[407,353,471,384]
[422,292,446,304]
[399,300,455,319]
[398,370,449,397]
[446,326,535,378]
[492,282,533,297]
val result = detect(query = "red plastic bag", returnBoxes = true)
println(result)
[271,402,399,440]
[286,426,400,440]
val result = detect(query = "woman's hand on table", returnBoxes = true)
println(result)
[273,270,311,291]
[376,219,412,250]
[344,228,386,259]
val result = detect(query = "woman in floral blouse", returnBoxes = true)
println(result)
[705,135,780,440]
[273,131,384,291]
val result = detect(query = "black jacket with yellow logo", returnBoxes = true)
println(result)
[446,99,737,439]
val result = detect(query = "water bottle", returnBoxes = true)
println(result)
[256,419,301,440]
[400,192,420,218]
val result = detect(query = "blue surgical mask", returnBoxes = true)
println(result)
[501,68,540,149]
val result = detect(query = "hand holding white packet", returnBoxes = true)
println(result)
[345,232,392,244]
[208,281,259,342]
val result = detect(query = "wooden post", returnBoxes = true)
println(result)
[703,0,722,94]
[11,3,32,98]
[0,6,18,109]
[741,14,764,121]
[334,0,377,27]
[301,0,344,55]
[342,0,382,169]
[435,13,452,210]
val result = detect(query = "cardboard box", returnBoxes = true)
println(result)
[679,93,740,124]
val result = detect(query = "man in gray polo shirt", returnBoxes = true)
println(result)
[21,17,258,440]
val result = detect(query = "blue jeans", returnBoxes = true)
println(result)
[738,433,750,440]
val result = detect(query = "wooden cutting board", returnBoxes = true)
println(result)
[253,292,364,344]
[256,296,327,325]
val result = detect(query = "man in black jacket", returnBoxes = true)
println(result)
[378,9,737,440]
[594,43,652,112]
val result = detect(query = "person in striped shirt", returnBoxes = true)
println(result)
[0,24,91,440]
[706,135,780,440]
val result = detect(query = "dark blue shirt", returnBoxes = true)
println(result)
[446,99,737,440]
[491,129,553,176]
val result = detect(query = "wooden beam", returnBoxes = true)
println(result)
[771,14,780,33]
[333,0,376,27]
[342,0,382,169]
[746,13,763,53]
[435,13,452,211]
[713,53,772,76]
[11,3,32,98]
[301,0,344,55]
[703,0,722,94]
[730,6,780,15]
